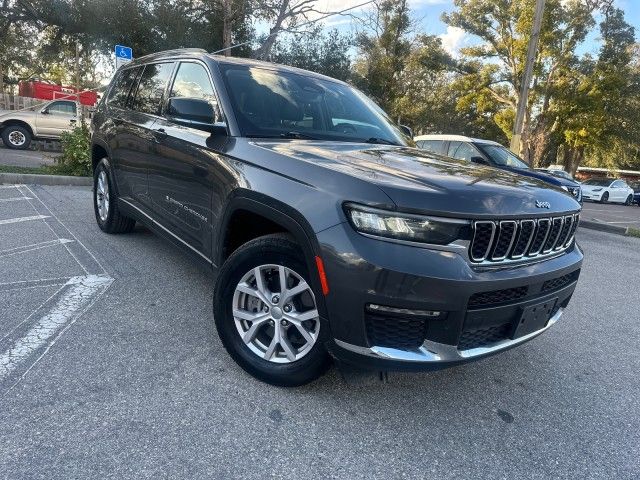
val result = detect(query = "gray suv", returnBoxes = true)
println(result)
[91,49,583,386]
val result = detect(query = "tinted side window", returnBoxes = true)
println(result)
[107,67,140,108]
[132,63,174,115]
[450,142,479,161]
[612,180,625,188]
[422,140,443,154]
[47,101,76,115]
[169,62,215,103]
[447,141,461,157]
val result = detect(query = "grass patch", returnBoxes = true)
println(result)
[627,227,640,238]
[0,164,50,175]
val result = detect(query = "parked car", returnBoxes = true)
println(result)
[581,177,635,204]
[0,99,77,149]
[414,135,582,203]
[629,181,640,206]
[91,49,583,386]
[536,168,576,182]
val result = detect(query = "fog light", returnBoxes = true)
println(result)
[366,303,443,318]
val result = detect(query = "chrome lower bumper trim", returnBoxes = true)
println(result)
[334,308,564,363]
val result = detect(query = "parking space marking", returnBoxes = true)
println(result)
[0,184,24,189]
[0,196,32,203]
[0,275,113,391]
[0,215,50,225]
[0,238,74,259]
[15,185,106,276]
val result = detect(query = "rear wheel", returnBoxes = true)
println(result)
[625,194,633,206]
[93,158,135,233]
[213,234,330,386]
[2,125,31,150]
[600,192,609,203]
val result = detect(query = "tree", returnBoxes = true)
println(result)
[270,26,352,80]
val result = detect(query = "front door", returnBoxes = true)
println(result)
[148,61,225,260]
[35,100,77,137]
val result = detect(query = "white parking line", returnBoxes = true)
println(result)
[0,196,32,203]
[0,275,113,384]
[0,184,24,189]
[0,239,74,259]
[0,215,50,225]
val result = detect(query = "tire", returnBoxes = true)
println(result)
[213,234,330,386]
[600,192,609,203]
[93,158,135,234]
[2,125,31,150]
[625,195,633,206]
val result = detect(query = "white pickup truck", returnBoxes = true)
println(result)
[0,99,78,149]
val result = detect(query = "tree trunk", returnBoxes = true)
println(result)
[254,0,290,60]
[0,60,4,94]
[563,146,584,176]
[222,0,233,56]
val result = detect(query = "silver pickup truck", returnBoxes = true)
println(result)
[0,99,77,149]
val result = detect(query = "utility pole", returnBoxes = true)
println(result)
[510,0,545,159]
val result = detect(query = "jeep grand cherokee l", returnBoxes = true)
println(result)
[91,49,583,386]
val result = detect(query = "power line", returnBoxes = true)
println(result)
[212,0,376,55]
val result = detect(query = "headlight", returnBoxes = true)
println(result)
[344,204,469,245]
[592,188,603,192]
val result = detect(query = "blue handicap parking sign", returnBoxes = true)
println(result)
[115,45,132,60]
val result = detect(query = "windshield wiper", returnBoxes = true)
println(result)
[279,131,319,140]
[365,137,399,146]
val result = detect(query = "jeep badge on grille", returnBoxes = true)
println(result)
[536,200,551,209]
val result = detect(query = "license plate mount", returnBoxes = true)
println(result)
[512,299,558,339]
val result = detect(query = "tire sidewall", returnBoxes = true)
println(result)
[2,126,31,150]
[93,159,115,231]
[213,237,330,386]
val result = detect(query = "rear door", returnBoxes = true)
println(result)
[610,180,626,201]
[148,60,224,259]
[36,100,77,137]
[117,62,175,208]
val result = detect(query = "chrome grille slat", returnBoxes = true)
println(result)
[470,214,579,265]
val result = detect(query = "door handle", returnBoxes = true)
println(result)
[69,119,77,123]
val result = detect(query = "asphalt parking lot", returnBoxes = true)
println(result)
[581,200,640,229]
[0,145,57,169]
[0,185,638,479]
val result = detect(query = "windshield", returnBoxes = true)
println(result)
[583,178,611,187]
[219,64,409,145]
[478,144,529,169]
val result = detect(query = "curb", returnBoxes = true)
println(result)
[0,173,91,186]
[579,219,631,236]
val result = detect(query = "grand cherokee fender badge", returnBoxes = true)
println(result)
[535,200,551,209]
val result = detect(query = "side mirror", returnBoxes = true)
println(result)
[398,124,413,138]
[471,156,489,166]
[166,97,226,135]
[40,108,50,115]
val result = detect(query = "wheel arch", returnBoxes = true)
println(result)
[1,120,34,137]
[217,192,330,318]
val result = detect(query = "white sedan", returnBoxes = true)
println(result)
[581,177,635,204]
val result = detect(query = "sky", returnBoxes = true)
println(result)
[299,0,640,58]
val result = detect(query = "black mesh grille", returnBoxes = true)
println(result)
[542,270,580,293]
[543,217,563,252]
[468,286,528,309]
[492,222,516,259]
[511,220,535,257]
[471,222,494,260]
[566,215,579,245]
[458,324,511,350]
[529,219,550,254]
[365,313,428,349]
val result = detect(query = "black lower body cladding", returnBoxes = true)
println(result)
[317,222,583,371]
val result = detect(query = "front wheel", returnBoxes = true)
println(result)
[93,159,135,234]
[213,234,330,386]
[600,192,609,203]
[2,125,31,150]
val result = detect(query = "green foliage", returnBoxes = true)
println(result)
[50,124,91,176]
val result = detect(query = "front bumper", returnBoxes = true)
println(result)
[582,191,603,201]
[318,222,583,371]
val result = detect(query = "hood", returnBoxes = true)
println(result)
[255,141,581,218]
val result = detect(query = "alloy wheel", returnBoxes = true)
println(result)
[232,264,320,363]
[96,170,110,222]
